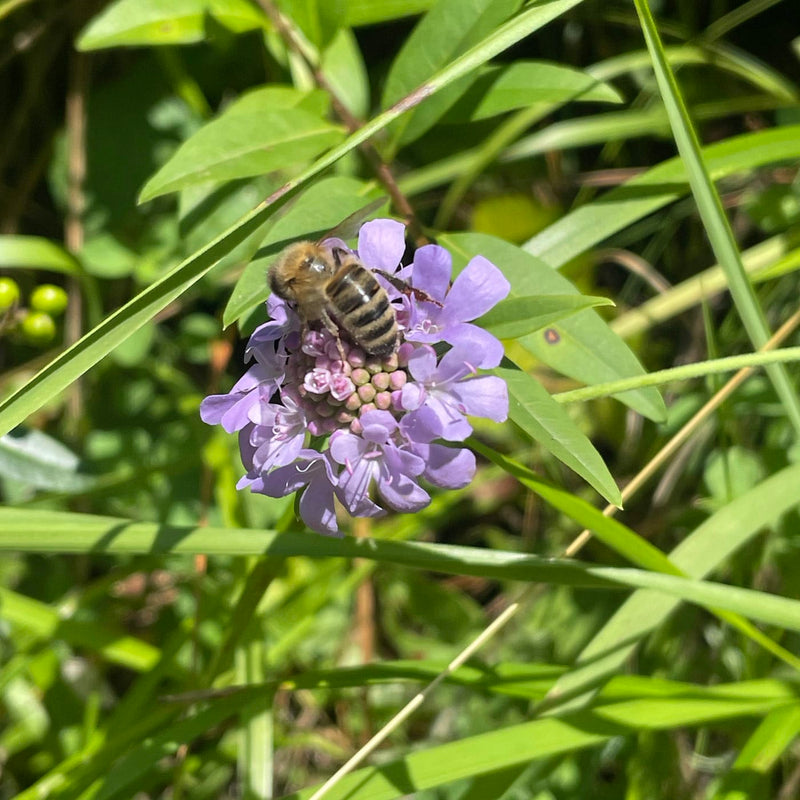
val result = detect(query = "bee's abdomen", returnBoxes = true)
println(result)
[327,264,397,357]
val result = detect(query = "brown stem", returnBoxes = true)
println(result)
[256,0,427,246]
[64,44,89,435]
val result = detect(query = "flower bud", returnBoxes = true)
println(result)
[371,372,390,391]
[357,384,376,403]
[375,391,392,410]
[351,368,370,386]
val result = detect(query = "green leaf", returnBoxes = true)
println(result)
[0,429,94,493]
[492,367,622,506]
[345,0,434,26]
[280,0,346,48]
[381,0,523,145]
[479,294,614,339]
[5,509,800,635]
[633,0,800,437]
[139,106,344,202]
[222,177,385,328]
[715,706,800,800]
[77,0,268,50]
[443,60,623,124]
[321,27,370,119]
[442,232,666,421]
[0,235,82,275]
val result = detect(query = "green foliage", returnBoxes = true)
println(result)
[2,0,800,798]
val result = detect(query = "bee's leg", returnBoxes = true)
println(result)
[320,308,347,361]
[374,269,444,307]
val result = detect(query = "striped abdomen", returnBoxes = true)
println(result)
[326,263,397,357]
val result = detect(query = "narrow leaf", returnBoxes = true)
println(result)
[139,108,344,202]
[493,367,622,506]
[382,0,523,145]
[0,235,82,275]
[523,125,800,269]
[444,60,623,124]
[77,0,267,50]
[480,294,613,340]
[544,462,800,711]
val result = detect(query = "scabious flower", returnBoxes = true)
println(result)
[200,219,510,535]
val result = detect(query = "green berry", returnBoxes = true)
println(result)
[0,277,20,310]
[21,311,56,345]
[30,284,69,316]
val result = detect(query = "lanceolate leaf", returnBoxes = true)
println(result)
[76,0,268,50]
[480,294,614,339]
[3,509,800,634]
[442,60,623,124]
[633,0,800,436]
[494,365,622,506]
[382,0,523,146]
[0,429,95,492]
[0,236,82,275]
[442,232,666,421]
[276,683,797,800]
[345,0,434,27]
[139,108,344,202]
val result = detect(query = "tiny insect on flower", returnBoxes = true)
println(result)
[200,218,510,535]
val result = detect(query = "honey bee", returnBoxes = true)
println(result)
[268,241,399,358]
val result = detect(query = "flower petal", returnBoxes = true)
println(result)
[337,459,376,513]
[298,476,341,536]
[400,405,443,444]
[443,323,505,369]
[450,375,509,422]
[359,410,397,442]
[426,393,473,441]
[411,244,451,302]
[422,444,476,489]
[406,345,438,383]
[329,431,367,466]
[443,256,510,322]
[358,219,406,271]
[376,469,430,512]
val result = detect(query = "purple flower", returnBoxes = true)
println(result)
[252,451,341,536]
[200,218,510,535]
[404,248,510,369]
[399,344,509,441]
[330,411,429,514]
[200,360,282,434]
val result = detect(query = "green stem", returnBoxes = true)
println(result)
[554,347,800,404]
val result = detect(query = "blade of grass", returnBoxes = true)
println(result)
[4,509,800,632]
[552,346,800,404]
[632,0,800,436]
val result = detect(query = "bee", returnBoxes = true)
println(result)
[268,241,399,358]
[268,199,440,358]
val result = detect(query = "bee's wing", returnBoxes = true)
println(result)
[316,196,389,244]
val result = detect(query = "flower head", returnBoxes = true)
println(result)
[201,219,510,535]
